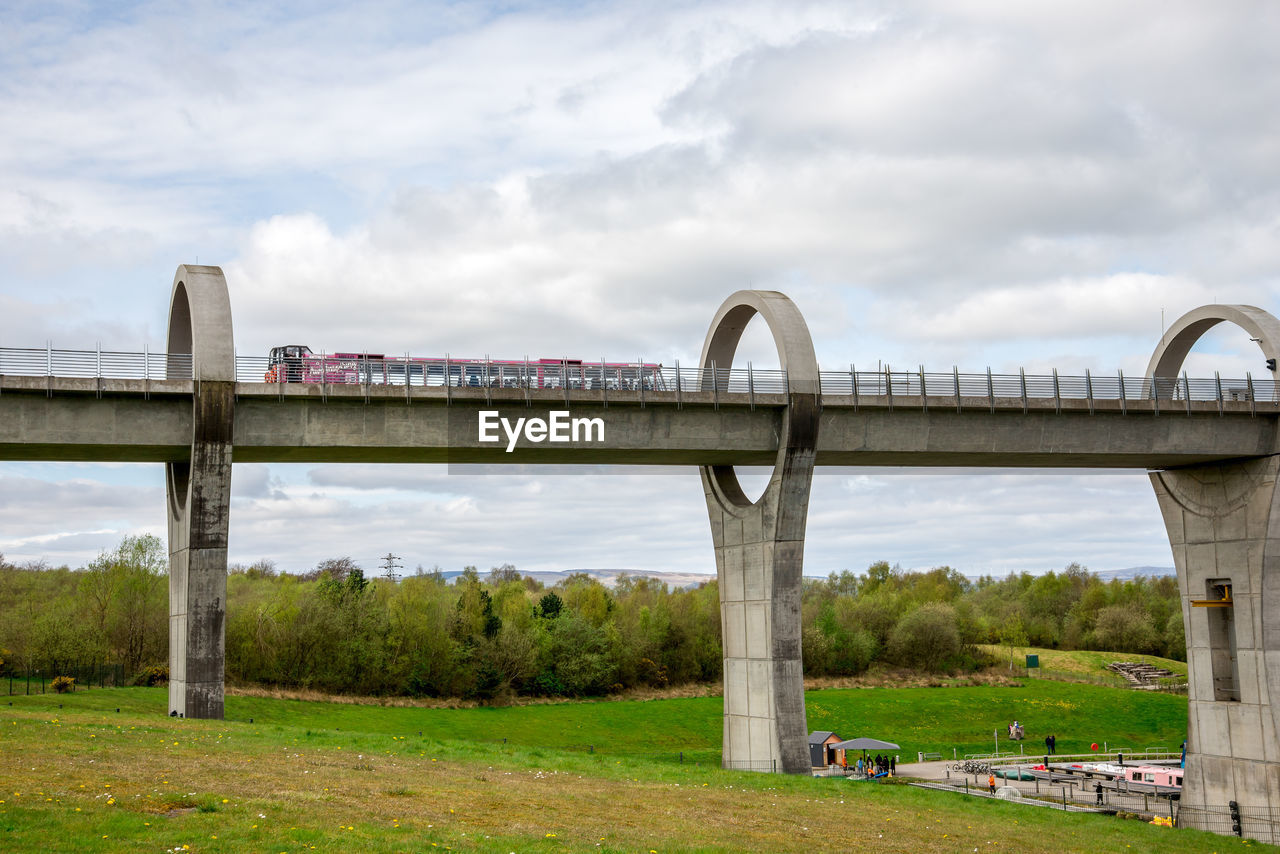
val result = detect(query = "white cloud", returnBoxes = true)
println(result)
[3,1,1279,576]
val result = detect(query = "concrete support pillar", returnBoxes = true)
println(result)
[1147,305,1280,837]
[165,265,235,719]
[1151,460,1280,828]
[699,291,820,773]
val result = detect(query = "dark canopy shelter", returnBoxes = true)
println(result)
[833,737,901,772]
[833,737,900,752]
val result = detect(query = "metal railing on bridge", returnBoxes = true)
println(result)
[2,346,1278,408]
[0,345,189,381]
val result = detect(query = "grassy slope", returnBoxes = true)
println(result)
[51,679,1185,762]
[803,680,1186,758]
[0,684,1254,854]
[978,645,1189,685]
[230,678,1188,760]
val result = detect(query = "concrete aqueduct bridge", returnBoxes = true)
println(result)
[3,265,1280,832]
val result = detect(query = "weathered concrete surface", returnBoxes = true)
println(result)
[1148,305,1280,841]
[165,266,235,720]
[2,384,1274,467]
[0,390,192,460]
[699,291,818,774]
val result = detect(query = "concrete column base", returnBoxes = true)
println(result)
[167,382,234,719]
[704,466,812,773]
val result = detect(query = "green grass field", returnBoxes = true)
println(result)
[0,682,1260,853]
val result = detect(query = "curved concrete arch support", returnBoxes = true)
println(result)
[166,265,236,720]
[1146,304,1280,382]
[699,291,820,774]
[1146,304,1280,833]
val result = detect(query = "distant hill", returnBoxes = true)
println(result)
[430,565,1177,588]
[435,567,715,589]
[1091,566,1176,580]
[956,565,1176,582]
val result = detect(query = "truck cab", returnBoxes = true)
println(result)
[266,345,313,383]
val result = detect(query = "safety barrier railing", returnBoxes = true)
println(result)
[231,355,1280,404]
[0,346,189,380]
[3,346,1279,407]
[985,750,1176,767]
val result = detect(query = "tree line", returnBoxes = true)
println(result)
[801,561,1184,676]
[0,543,1184,699]
[0,536,168,679]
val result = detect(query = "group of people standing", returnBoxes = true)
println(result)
[1044,733,1058,754]
[853,754,895,777]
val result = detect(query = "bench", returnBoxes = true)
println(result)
[919,752,943,762]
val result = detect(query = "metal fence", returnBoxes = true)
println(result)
[916,776,1278,841]
[987,749,1182,767]
[1177,802,1280,841]
[721,759,780,773]
[3,663,128,695]
[3,346,1279,406]
[0,346,189,380]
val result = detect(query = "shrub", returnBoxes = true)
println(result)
[133,664,169,686]
[51,675,75,693]
[888,603,961,672]
[542,611,619,696]
[1092,603,1160,655]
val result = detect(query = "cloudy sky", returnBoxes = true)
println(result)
[2,0,1278,578]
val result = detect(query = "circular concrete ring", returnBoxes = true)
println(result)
[1146,304,1280,381]
[1147,303,1280,514]
[699,290,820,508]
[167,265,236,382]
[165,264,235,523]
